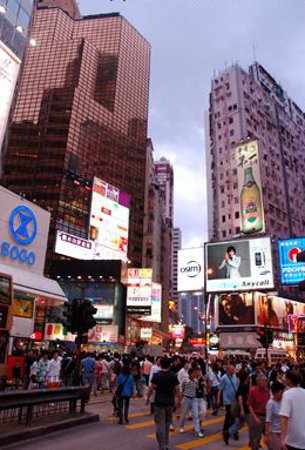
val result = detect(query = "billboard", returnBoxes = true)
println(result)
[205,236,274,292]
[169,324,185,339]
[288,315,305,334]
[140,283,162,323]
[89,177,130,261]
[178,247,205,292]
[216,292,255,327]
[0,41,21,152]
[236,140,265,235]
[254,292,305,330]
[278,238,305,285]
[126,268,152,315]
[55,231,94,260]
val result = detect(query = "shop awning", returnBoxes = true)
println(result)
[0,263,67,302]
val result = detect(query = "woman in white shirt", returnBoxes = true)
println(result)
[207,362,221,415]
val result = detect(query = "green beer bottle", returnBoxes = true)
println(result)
[240,167,263,234]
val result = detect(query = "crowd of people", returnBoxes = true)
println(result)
[11,349,305,450]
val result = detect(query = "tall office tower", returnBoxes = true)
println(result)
[36,0,80,18]
[171,227,181,301]
[154,157,174,222]
[1,6,151,269]
[179,293,205,334]
[206,63,305,244]
[0,0,34,159]
[142,139,171,329]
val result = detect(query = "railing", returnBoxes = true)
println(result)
[0,386,90,425]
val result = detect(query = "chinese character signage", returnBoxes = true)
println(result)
[278,237,305,285]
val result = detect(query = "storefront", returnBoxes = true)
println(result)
[0,186,67,377]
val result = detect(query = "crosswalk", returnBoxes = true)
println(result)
[107,410,267,449]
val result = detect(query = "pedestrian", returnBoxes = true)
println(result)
[194,366,207,435]
[12,361,22,389]
[148,356,161,414]
[177,359,189,385]
[207,362,221,415]
[280,369,305,450]
[100,355,110,393]
[36,352,49,389]
[265,380,285,450]
[115,364,135,425]
[142,356,153,386]
[147,357,182,450]
[47,351,61,387]
[217,363,238,445]
[178,367,204,438]
[247,374,270,450]
[227,368,250,444]
[81,352,96,389]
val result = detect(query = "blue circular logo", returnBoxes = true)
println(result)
[9,206,37,246]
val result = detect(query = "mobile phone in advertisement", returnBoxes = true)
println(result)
[254,250,265,267]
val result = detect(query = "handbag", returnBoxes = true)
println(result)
[115,375,130,398]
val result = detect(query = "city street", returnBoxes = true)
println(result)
[1,397,265,450]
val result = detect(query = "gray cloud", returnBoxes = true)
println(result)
[79,0,305,247]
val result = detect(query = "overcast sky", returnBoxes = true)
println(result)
[78,0,305,248]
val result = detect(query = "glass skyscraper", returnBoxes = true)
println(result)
[0,0,34,59]
[1,6,151,270]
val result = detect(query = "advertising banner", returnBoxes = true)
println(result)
[288,315,305,334]
[205,236,274,293]
[126,268,152,315]
[254,292,305,331]
[88,324,118,343]
[216,292,255,327]
[169,324,185,339]
[140,328,152,339]
[235,140,265,235]
[178,247,204,292]
[140,283,162,323]
[89,177,130,261]
[278,237,305,285]
[0,41,21,152]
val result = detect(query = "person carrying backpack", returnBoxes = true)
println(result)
[115,365,135,424]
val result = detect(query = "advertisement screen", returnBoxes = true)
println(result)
[254,292,305,331]
[236,140,265,235]
[278,237,305,285]
[178,247,205,292]
[126,268,152,316]
[216,292,255,327]
[205,236,274,292]
[140,283,162,323]
[169,324,185,339]
[288,315,305,334]
[89,177,130,261]
[0,41,21,152]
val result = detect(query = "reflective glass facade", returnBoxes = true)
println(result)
[0,0,33,58]
[1,8,151,269]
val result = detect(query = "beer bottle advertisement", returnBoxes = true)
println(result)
[236,140,265,235]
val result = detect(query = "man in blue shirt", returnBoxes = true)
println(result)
[217,363,238,444]
[81,353,96,388]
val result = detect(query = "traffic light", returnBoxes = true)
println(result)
[61,299,79,333]
[256,327,273,348]
[80,299,97,333]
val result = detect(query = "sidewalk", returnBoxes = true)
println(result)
[0,407,100,447]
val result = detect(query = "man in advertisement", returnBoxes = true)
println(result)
[218,246,241,279]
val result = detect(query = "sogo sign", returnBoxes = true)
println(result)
[178,247,204,292]
[0,187,50,275]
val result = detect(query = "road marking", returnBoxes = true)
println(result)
[146,416,223,439]
[125,419,155,429]
[175,428,246,449]
[237,440,266,450]
[107,411,151,420]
